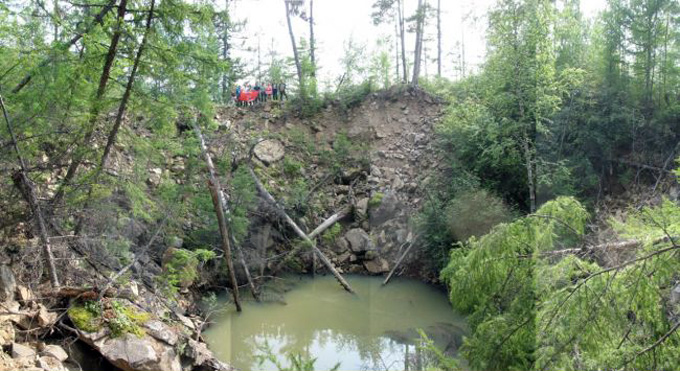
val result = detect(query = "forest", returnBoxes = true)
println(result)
[0,0,679,370]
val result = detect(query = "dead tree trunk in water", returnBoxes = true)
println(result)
[272,207,350,274]
[1,95,60,289]
[193,122,242,312]
[248,167,355,294]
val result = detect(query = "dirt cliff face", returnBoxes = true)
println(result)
[211,87,445,281]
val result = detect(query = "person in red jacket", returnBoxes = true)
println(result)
[265,83,273,102]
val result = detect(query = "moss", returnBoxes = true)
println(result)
[322,223,342,245]
[68,304,103,333]
[368,192,385,209]
[68,300,151,338]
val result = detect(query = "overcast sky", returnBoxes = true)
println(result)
[228,0,608,88]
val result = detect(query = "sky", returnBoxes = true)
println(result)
[228,0,608,88]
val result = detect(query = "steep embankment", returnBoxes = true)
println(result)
[212,87,445,281]
[0,87,444,371]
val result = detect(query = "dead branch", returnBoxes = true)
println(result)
[248,166,355,294]
[272,207,351,274]
[194,121,242,311]
[1,94,60,289]
[383,236,418,286]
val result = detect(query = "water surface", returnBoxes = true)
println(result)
[203,275,467,371]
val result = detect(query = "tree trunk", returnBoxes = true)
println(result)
[437,0,441,77]
[194,123,242,312]
[411,0,425,86]
[394,19,400,81]
[100,0,156,170]
[284,0,303,92]
[52,0,128,207]
[398,0,407,83]
[248,167,355,294]
[11,0,118,94]
[1,95,60,289]
[222,0,231,103]
[272,207,350,273]
[523,135,537,213]
[309,0,316,77]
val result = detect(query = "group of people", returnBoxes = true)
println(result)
[234,82,287,106]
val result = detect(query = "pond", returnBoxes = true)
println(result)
[203,275,467,371]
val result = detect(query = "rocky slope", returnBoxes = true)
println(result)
[0,86,444,370]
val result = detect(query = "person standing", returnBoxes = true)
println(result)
[235,85,242,107]
[265,82,273,102]
[279,82,288,101]
[272,83,279,101]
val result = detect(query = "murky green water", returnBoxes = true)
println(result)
[203,275,467,371]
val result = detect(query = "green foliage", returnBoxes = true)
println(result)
[441,196,587,370]
[256,342,340,371]
[321,223,342,245]
[368,192,384,209]
[68,300,151,338]
[160,248,216,295]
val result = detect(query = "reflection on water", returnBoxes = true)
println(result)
[203,275,467,371]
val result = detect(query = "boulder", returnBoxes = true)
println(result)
[80,331,181,371]
[0,321,15,346]
[37,355,68,371]
[36,305,57,327]
[16,285,32,303]
[364,257,389,274]
[185,339,233,371]
[12,343,37,360]
[253,139,285,165]
[144,320,178,346]
[356,198,369,218]
[344,229,374,253]
[332,237,349,254]
[369,192,399,227]
[0,265,17,302]
[41,345,68,362]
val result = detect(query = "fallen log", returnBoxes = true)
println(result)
[383,237,418,286]
[272,207,351,274]
[248,167,355,294]
[544,235,676,257]
[194,122,242,311]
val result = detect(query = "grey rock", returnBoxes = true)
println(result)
[369,192,400,227]
[364,257,389,274]
[38,356,68,371]
[253,139,285,165]
[0,321,15,346]
[42,345,68,362]
[144,320,178,346]
[356,198,369,218]
[671,284,680,305]
[12,343,36,360]
[345,229,374,253]
[0,265,17,302]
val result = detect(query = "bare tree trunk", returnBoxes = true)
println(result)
[1,95,60,289]
[248,167,355,294]
[284,0,303,92]
[11,0,117,94]
[411,0,425,86]
[194,123,242,312]
[398,0,407,83]
[309,0,316,77]
[100,0,156,170]
[394,19,400,81]
[383,238,417,286]
[52,0,128,207]
[272,207,350,273]
[437,0,441,77]
[222,0,231,103]
[523,135,537,213]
